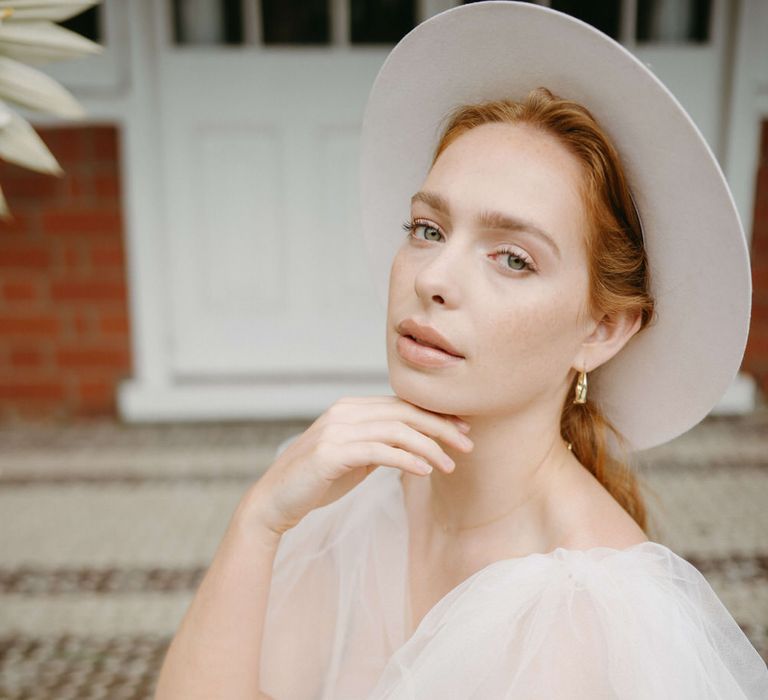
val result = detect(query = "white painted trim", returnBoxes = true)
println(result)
[723,0,768,244]
[119,378,392,421]
[38,0,128,92]
[119,370,753,422]
[117,0,174,397]
[712,371,757,414]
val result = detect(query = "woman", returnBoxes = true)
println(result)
[154,3,768,698]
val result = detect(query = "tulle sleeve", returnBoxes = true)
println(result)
[367,543,768,699]
[254,499,332,697]
[255,451,767,699]
[256,435,341,698]
[257,458,412,700]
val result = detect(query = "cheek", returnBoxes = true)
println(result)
[388,248,414,302]
[387,251,401,298]
[481,287,582,366]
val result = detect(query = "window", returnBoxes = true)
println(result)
[350,0,416,44]
[636,0,711,43]
[461,0,712,46]
[172,0,244,45]
[58,4,102,42]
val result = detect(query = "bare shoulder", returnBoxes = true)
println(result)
[554,459,650,550]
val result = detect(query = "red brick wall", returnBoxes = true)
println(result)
[0,125,132,422]
[744,120,768,399]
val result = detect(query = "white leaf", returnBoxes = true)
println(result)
[0,98,12,127]
[0,20,102,66]
[0,55,84,116]
[0,104,63,174]
[0,1,102,23]
[0,183,10,220]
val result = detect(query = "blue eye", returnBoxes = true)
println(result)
[400,219,537,274]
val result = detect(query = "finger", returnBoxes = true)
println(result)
[335,399,473,454]
[332,441,435,478]
[337,395,470,432]
[333,420,456,473]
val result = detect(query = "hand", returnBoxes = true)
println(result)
[245,395,473,537]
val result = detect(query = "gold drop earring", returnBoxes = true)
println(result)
[573,366,588,404]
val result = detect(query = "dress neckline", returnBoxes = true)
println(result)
[393,467,664,640]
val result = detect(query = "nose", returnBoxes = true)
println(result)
[413,238,466,307]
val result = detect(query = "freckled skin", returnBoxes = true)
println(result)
[388,122,595,418]
[384,121,645,562]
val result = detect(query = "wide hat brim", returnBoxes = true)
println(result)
[359,0,752,454]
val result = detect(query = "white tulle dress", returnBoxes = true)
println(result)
[258,464,768,699]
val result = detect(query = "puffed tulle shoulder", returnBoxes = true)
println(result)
[259,465,768,699]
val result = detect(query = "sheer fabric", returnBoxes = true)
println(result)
[258,465,768,699]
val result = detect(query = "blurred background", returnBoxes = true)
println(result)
[0,0,766,697]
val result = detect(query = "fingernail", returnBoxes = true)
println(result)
[454,419,471,432]
[416,459,433,474]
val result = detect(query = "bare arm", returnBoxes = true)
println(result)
[152,396,470,698]
[153,484,281,700]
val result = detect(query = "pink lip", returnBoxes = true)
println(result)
[396,318,464,357]
[396,333,465,368]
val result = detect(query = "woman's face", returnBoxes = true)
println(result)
[386,121,597,416]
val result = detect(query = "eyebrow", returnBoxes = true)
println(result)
[410,190,561,260]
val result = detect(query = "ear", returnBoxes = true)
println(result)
[575,309,642,372]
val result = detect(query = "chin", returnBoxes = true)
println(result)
[388,375,461,415]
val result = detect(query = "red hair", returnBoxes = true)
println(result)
[431,87,659,532]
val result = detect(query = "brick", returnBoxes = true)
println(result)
[37,128,88,168]
[90,126,119,162]
[0,246,50,268]
[72,310,91,336]
[62,171,93,201]
[755,269,768,292]
[50,280,126,302]
[41,209,122,236]
[77,377,113,403]
[9,348,44,368]
[93,172,120,199]
[1,171,62,200]
[10,402,61,421]
[0,381,65,399]
[99,312,130,335]
[1,280,40,302]
[0,314,59,335]
[90,244,125,268]
[746,335,768,357]
[0,210,35,235]
[55,346,130,369]
[751,296,768,316]
[61,244,84,271]
[752,289,768,307]
[753,311,768,331]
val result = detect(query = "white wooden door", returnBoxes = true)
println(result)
[118,0,749,418]
[151,1,455,378]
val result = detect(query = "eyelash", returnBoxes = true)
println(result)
[400,218,537,274]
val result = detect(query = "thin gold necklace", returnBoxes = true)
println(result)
[428,440,573,534]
